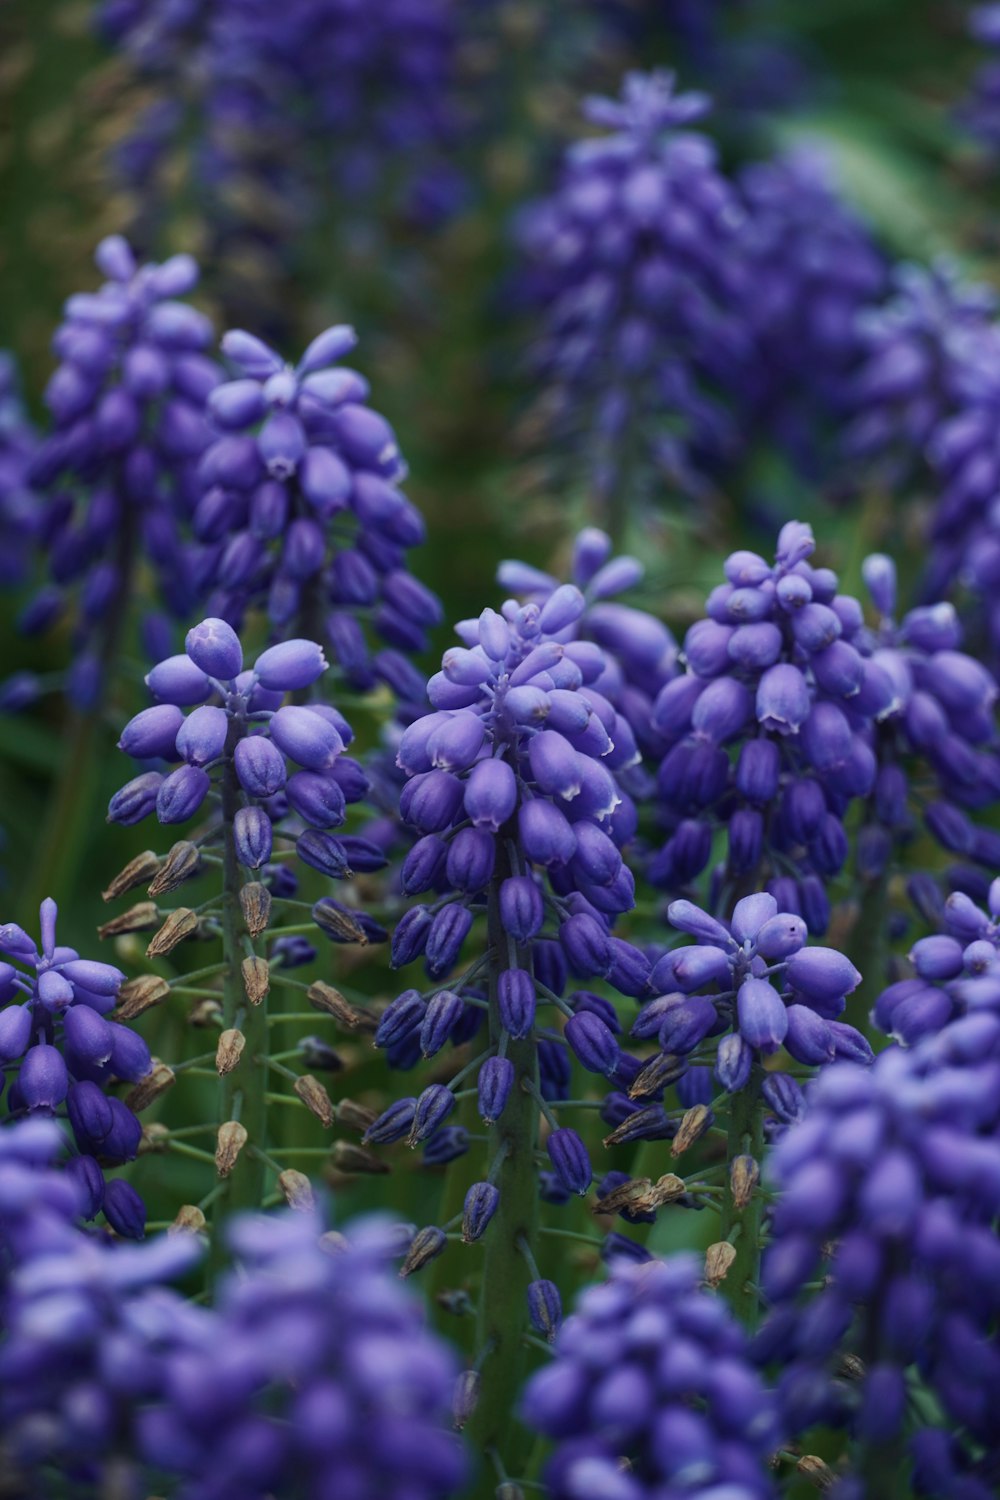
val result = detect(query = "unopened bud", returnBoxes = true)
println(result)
[298,1035,344,1071]
[139,1122,170,1153]
[400,1225,447,1277]
[98,902,159,939]
[594,1176,655,1217]
[293,1073,335,1126]
[169,1204,207,1236]
[311,899,368,944]
[148,840,200,896]
[102,850,160,902]
[126,1062,175,1114]
[216,1120,248,1177]
[730,1153,759,1210]
[672,1103,712,1157]
[452,1370,479,1430]
[307,979,368,1029]
[705,1241,737,1288]
[146,907,198,957]
[189,997,222,1027]
[278,1169,315,1212]
[628,1051,686,1099]
[115,974,170,1020]
[240,881,271,937]
[796,1456,834,1490]
[215,1028,245,1076]
[839,1353,865,1382]
[335,1098,378,1134]
[241,955,269,1005]
[328,1141,389,1175]
[527,1278,563,1340]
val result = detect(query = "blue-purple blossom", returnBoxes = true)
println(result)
[521,1252,779,1499]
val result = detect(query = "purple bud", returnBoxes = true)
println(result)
[560,913,611,979]
[253,639,328,691]
[715,1033,752,1092]
[546,1127,592,1195]
[0,1006,32,1061]
[728,622,783,671]
[499,876,544,942]
[445,828,495,893]
[478,1057,514,1123]
[909,935,964,981]
[155,764,211,824]
[364,1097,418,1145]
[571,823,623,887]
[234,806,273,869]
[425,903,473,979]
[63,1004,114,1066]
[103,1177,146,1239]
[756,664,809,735]
[269,706,343,771]
[659,996,718,1054]
[565,1011,620,1076]
[691,676,752,744]
[463,759,518,831]
[529,730,583,800]
[20,1043,69,1108]
[666,899,732,946]
[391,908,433,968]
[67,1080,115,1149]
[737,977,788,1053]
[427,712,487,773]
[671,944,731,992]
[801,702,852,772]
[785,947,862,1006]
[498,968,535,1038]
[375,990,425,1049]
[462,1181,500,1242]
[790,602,841,652]
[118,704,184,759]
[145,654,212,707]
[175,704,228,767]
[296,830,350,879]
[862,554,897,616]
[527,1279,563,1340]
[402,769,465,833]
[419,991,464,1057]
[234,735,287,797]
[408,1084,456,1144]
[755,913,808,961]
[66,1153,105,1219]
[736,739,780,804]
[519,800,576,866]
[284,770,346,829]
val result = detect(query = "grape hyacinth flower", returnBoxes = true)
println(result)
[0,899,150,1237]
[515,69,747,517]
[197,324,439,697]
[521,1252,780,1500]
[762,1026,1000,1495]
[649,519,887,921]
[22,236,220,707]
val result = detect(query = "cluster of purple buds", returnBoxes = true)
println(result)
[854,553,1000,878]
[650,520,890,920]
[628,893,868,1103]
[0,900,150,1237]
[844,261,997,490]
[762,1025,1000,1490]
[196,325,438,697]
[21,236,220,707]
[143,1210,468,1500]
[515,69,747,510]
[876,874,1000,1045]
[733,148,885,483]
[957,5,1000,153]
[110,617,382,909]
[521,1252,780,1500]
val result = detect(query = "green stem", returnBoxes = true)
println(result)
[719,1062,766,1332]
[465,838,539,1473]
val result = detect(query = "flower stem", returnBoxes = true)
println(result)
[719,1061,766,1332]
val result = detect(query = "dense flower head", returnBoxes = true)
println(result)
[733,148,886,481]
[844,261,997,489]
[515,68,747,511]
[762,1028,1000,1489]
[23,236,220,706]
[145,1210,468,1500]
[521,1251,780,1499]
[629,892,868,1099]
[0,899,149,1236]
[110,618,381,908]
[197,325,439,695]
[649,520,889,914]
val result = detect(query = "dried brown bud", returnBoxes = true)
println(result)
[307,980,363,1029]
[169,1205,207,1236]
[148,840,200,896]
[320,1230,349,1256]
[452,1370,480,1431]
[796,1456,834,1490]
[399,1225,447,1278]
[671,1103,712,1157]
[311,900,368,945]
[115,973,170,1020]
[102,850,160,902]
[139,1122,170,1153]
[839,1353,866,1382]
[293,1073,335,1127]
[126,1062,176,1114]
[98,902,159,940]
[146,907,198,957]
[704,1241,738,1288]
[593,1176,655,1217]
[215,1028,245,1076]
[334,1098,378,1135]
[329,1141,390,1175]
[215,1120,248,1177]
[730,1153,760,1211]
[278,1169,315,1212]
[189,998,222,1027]
[627,1052,685,1099]
[240,882,271,937]
[241,955,269,1006]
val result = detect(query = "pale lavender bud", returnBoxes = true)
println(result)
[175,704,228,766]
[118,704,184,759]
[463,759,517,831]
[691,676,752,744]
[756,663,809,735]
[253,639,328,691]
[156,764,211,824]
[185,617,243,680]
[529,731,583,799]
[145,654,212,706]
[786,948,862,1005]
[269,706,344,770]
[234,735,287,797]
[666,898,732,946]
[20,1043,69,1108]
[737,977,788,1053]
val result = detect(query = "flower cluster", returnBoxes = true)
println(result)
[762,1026,1000,1495]
[110,616,381,902]
[197,326,438,696]
[23,236,220,706]
[650,520,887,920]
[0,900,149,1237]
[515,69,746,511]
[522,1252,780,1500]
[629,893,868,1099]
[957,4,1000,153]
